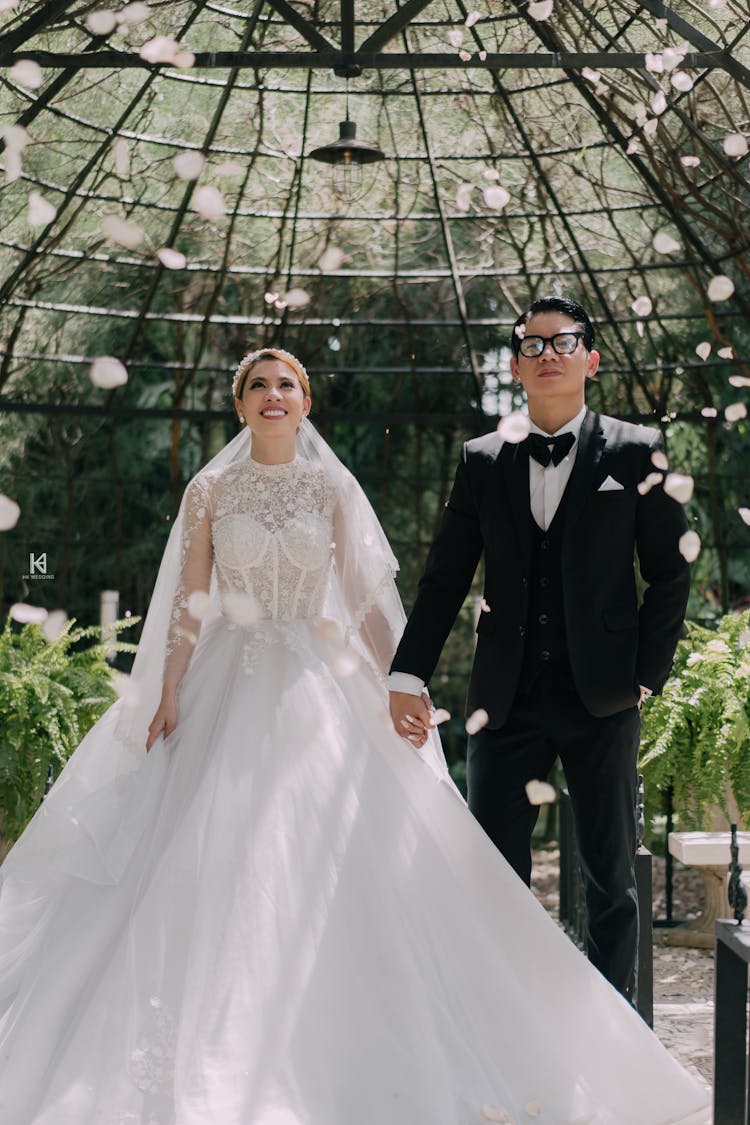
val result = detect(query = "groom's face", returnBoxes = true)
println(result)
[510,311,600,406]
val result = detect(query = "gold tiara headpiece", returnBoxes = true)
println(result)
[232,348,309,398]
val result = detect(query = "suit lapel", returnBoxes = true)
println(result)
[563,408,606,550]
[501,438,532,570]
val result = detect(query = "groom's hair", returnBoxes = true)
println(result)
[510,296,595,356]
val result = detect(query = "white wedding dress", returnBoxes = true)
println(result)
[0,453,711,1125]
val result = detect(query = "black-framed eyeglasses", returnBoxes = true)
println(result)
[518,332,586,358]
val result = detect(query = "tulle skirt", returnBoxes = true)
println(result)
[0,618,711,1124]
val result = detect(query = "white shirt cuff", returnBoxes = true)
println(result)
[387,672,425,696]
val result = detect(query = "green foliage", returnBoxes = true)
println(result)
[639,609,750,831]
[0,616,137,848]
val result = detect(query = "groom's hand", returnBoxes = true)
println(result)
[389,690,432,748]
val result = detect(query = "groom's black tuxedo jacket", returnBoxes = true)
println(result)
[391,408,690,728]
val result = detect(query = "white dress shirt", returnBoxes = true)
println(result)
[528,406,586,531]
[388,407,587,698]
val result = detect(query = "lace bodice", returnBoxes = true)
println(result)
[209,457,334,622]
[162,450,402,692]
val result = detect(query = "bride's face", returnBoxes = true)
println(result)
[236,358,311,437]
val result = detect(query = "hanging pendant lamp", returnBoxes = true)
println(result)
[308,119,385,202]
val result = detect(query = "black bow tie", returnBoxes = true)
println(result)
[527,431,576,468]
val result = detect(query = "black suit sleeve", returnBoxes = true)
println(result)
[635,432,691,693]
[390,445,484,684]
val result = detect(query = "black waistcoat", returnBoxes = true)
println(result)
[518,486,571,693]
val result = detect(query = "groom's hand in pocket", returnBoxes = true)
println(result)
[389,690,432,749]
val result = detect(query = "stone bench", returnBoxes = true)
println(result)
[666,831,750,949]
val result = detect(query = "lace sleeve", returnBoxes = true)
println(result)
[332,475,405,682]
[163,475,214,693]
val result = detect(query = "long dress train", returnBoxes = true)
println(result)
[0,453,711,1125]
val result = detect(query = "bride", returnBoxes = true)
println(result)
[0,348,710,1124]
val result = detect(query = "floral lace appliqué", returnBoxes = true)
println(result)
[129,996,177,1095]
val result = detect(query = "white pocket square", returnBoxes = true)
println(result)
[597,475,625,492]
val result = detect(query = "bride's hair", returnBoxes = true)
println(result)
[233,348,311,400]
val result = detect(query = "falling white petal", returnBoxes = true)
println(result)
[645,52,664,73]
[480,597,491,613]
[723,133,749,159]
[528,0,553,18]
[103,215,145,249]
[173,150,205,180]
[483,167,500,181]
[86,10,118,35]
[465,708,489,735]
[90,356,128,389]
[679,530,701,562]
[157,247,187,270]
[695,341,711,360]
[0,0,20,10]
[643,118,658,137]
[455,183,473,212]
[663,472,694,504]
[0,494,21,530]
[482,1107,512,1123]
[581,67,601,84]
[223,591,261,626]
[483,184,510,210]
[430,708,451,727]
[729,375,750,388]
[318,246,345,272]
[651,450,668,471]
[28,191,56,227]
[139,36,179,64]
[478,49,487,60]
[725,402,747,423]
[173,50,195,69]
[717,345,734,359]
[317,618,342,643]
[701,406,718,418]
[631,295,652,317]
[283,287,311,308]
[187,590,211,619]
[117,2,151,24]
[42,609,68,643]
[671,70,693,92]
[10,603,48,625]
[3,123,29,153]
[331,649,360,679]
[193,185,225,220]
[497,412,531,443]
[652,230,681,255]
[10,59,43,89]
[651,91,667,116]
[637,471,663,496]
[738,508,750,526]
[465,11,481,27]
[525,779,557,806]
[707,275,735,302]
[458,49,471,62]
[447,28,463,47]
[680,155,700,167]
[662,45,687,71]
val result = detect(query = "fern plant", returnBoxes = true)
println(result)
[0,615,137,853]
[639,609,750,831]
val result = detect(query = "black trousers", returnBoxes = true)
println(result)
[466,665,640,1003]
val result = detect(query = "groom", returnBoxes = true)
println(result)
[388,296,690,1002]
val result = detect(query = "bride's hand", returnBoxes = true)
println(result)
[146,691,178,752]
